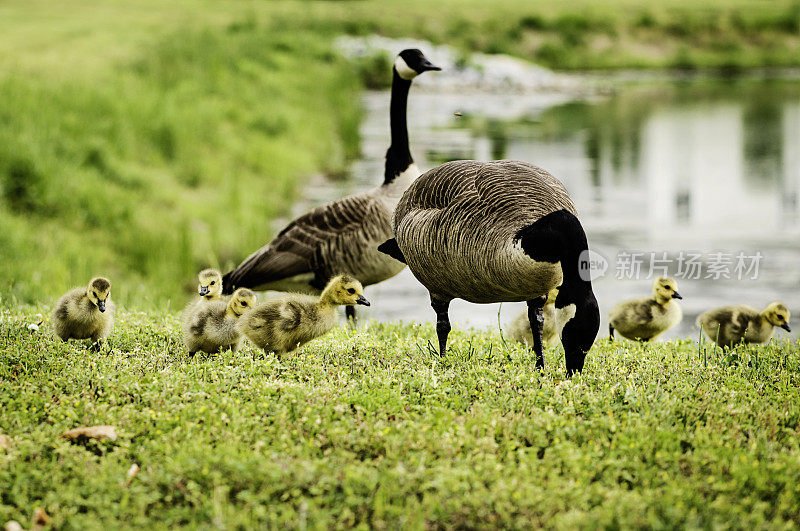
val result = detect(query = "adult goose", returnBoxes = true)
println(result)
[378,160,600,375]
[222,49,440,320]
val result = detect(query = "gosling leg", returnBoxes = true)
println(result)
[430,296,451,357]
[609,324,615,340]
[345,305,356,324]
[526,297,546,370]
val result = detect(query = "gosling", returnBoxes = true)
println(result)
[182,288,257,355]
[52,277,115,351]
[197,269,223,301]
[609,277,683,341]
[697,302,791,349]
[237,274,370,355]
[508,288,576,347]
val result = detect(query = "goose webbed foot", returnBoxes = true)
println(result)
[430,296,451,357]
[526,297,546,370]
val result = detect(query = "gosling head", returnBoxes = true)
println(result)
[394,49,441,81]
[324,275,370,307]
[228,288,257,317]
[763,302,791,332]
[653,277,681,305]
[86,277,111,313]
[197,269,223,300]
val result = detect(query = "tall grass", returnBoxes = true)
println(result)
[0,22,361,309]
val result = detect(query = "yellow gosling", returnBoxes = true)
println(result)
[237,275,369,355]
[609,277,683,341]
[697,302,791,348]
[52,277,115,351]
[182,288,256,355]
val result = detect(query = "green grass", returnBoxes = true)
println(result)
[2,310,800,528]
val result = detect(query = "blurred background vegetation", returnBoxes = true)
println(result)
[2,0,800,309]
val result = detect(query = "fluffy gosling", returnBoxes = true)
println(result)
[52,277,115,351]
[609,277,683,341]
[507,288,576,347]
[182,288,256,355]
[197,269,223,301]
[697,302,791,348]
[237,274,370,355]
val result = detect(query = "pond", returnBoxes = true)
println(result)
[291,77,800,341]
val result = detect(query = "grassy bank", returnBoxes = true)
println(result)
[2,311,800,527]
[2,0,800,310]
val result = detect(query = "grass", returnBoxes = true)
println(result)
[2,310,800,528]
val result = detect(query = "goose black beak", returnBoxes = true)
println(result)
[420,59,441,72]
[199,286,209,296]
[672,292,683,300]
[97,301,106,313]
[356,295,371,306]
[781,323,791,332]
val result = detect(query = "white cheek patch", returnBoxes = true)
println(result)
[394,56,418,80]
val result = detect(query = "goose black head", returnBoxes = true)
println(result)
[395,49,441,80]
[516,209,600,375]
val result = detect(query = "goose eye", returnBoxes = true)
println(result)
[241,301,248,307]
[210,281,216,285]
[347,288,356,294]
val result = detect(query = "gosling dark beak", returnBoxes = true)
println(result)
[672,292,683,300]
[781,323,791,332]
[97,300,106,313]
[356,295,370,306]
[419,59,441,72]
[199,286,209,296]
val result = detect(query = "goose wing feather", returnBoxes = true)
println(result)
[225,192,388,290]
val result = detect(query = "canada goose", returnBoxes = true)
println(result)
[377,160,600,375]
[697,302,791,348]
[197,269,223,301]
[182,288,257,355]
[52,277,115,351]
[508,288,576,347]
[608,277,682,341]
[237,274,370,355]
[222,49,440,321]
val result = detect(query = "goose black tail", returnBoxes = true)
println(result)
[377,238,407,264]
[221,271,236,295]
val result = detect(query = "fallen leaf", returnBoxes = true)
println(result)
[4,521,23,531]
[33,507,50,526]
[61,425,118,443]
[126,463,140,485]
[0,434,9,450]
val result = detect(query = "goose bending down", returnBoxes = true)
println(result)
[608,277,683,341]
[237,274,370,355]
[182,288,256,355]
[697,302,791,348]
[508,288,576,347]
[222,49,440,322]
[378,160,600,375]
[52,277,115,351]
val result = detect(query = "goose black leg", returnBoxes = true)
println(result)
[430,296,451,357]
[609,324,615,340]
[526,297,546,370]
[345,305,356,323]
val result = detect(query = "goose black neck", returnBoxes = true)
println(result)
[384,69,413,185]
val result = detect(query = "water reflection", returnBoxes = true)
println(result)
[293,79,800,341]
